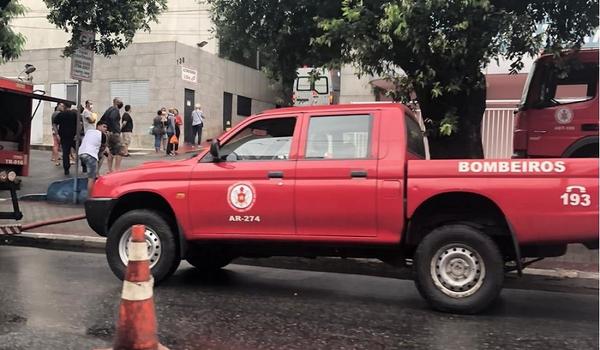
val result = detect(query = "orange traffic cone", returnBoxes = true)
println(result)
[98,224,169,350]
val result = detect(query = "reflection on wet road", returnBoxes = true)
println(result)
[0,246,597,349]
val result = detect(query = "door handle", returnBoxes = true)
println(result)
[268,171,284,179]
[532,130,547,134]
[350,170,367,178]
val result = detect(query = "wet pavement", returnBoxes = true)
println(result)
[0,246,597,350]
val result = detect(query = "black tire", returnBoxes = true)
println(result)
[106,209,181,284]
[413,224,504,314]
[186,247,235,271]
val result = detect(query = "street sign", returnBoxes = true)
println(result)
[181,67,197,83]
[70,31,95,82]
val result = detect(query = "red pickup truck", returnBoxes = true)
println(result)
[86,103,598,313]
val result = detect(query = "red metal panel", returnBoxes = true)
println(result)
[407,158,599,244]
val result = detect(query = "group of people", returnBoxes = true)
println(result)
[151,103,205,155]
[51,99,205,193]
[51,97,134,193]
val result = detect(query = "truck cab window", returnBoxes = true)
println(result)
[207,117,296,162]
[305,115,371,159]
[405,114,426,158]
[523,61,598,109]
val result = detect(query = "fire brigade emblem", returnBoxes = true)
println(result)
[228,182,256,212]
[555,108,573,125]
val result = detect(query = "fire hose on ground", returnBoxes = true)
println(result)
[0,214,86,235]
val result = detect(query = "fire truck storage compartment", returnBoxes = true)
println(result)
[0,91,32,176]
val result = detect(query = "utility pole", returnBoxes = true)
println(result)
[69,31,95,204]
[72,80,82,204]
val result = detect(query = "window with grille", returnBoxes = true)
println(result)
[110,80,150,106]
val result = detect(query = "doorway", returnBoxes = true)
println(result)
[183,89,195,144]
[223,92,232,131]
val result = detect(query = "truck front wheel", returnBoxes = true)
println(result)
[106,209,181,284]
[413,224,503,314]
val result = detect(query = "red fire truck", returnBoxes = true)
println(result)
[0,77,74,219]
[514,49,598,158]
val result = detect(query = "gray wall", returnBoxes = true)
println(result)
[0,41,280,149]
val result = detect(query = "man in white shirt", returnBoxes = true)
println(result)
[191,103,205,146]
[78,121,107,194]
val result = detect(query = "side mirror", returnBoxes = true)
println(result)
[210,139,220,161]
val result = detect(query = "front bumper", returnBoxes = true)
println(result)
[85,198,117,236]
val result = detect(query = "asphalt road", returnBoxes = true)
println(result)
[0,246,597,350]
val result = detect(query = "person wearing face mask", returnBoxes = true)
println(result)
[81,100,97,133]
[99,97,124,173]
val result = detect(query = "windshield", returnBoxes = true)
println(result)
[521,59,598,109]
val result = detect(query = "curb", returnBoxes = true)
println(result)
[1,232,597,294]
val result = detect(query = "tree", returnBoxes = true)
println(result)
[43,0,167,56]
[206,0,342,105]
[0,0,26,63]
[318,0,599,158]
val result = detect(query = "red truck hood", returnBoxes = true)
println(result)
[92,159,196,198]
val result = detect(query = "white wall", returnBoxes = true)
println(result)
[30,84,45,144]
[12,0,218,54]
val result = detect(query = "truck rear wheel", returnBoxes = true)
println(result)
[106,209,180,284]
[413,224,503,314]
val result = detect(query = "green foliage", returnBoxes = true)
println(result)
[318,0,598,148]
[206,0,342,105]
[0,0,26,63]
[43,0,167,57]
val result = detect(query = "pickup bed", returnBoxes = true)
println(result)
[86,103,598,313]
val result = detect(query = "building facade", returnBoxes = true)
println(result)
[2,0,279,149]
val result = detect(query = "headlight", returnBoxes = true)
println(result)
[0,171,7,181]
[7,171,17,182]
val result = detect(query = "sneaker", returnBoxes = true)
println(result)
[64,170,70,176]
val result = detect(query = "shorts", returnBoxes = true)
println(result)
[121,132,132,147]
[80,154,97,179]
[107,132,124,156]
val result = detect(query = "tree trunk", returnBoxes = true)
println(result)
[416,74,487,159]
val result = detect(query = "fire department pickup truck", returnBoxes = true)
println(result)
[85,103,598,313]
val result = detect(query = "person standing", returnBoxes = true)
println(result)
[54,104,78,176]
[81,100,97,133]
[152,110,165,153]
[100,97,124,173]
[51,103,64,166]
[78,121,108,194]
[174,108,182,154]
[121,105,134,156]
[159,107,168,151]
[165,109,176,156]
[191,103,205,146]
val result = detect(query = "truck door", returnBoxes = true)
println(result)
[188,116,299,237]
[295,112,379,237]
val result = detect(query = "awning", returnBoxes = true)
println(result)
[0,87,76,105]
